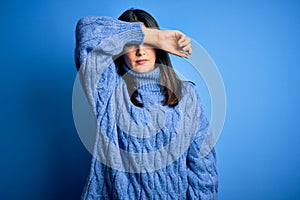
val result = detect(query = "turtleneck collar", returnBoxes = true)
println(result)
[122,64,161,92]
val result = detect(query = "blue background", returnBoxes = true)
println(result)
[1,0,299,199]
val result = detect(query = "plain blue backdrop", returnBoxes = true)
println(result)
[1,0,299,199]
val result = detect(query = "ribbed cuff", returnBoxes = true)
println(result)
[118,22,145,45]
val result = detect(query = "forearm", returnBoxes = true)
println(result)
[75,16,144,69]
[142,26,160,47]
[142,26,192,58]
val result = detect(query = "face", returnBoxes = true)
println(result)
[123,25,156,73]
[123,44,156,73]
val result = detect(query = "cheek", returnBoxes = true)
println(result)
[123,53,135,66]
[148,49,156,62]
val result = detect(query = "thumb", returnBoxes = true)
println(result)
[172,49,189,58]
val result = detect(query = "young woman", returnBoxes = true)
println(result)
[75,8,218,200]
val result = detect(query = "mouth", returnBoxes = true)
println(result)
[136,59,148,65]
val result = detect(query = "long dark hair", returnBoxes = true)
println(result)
[114,8,182,108]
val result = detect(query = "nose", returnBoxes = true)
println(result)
[136,45,146,56]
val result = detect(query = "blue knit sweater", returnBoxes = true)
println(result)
[75,16,218,200]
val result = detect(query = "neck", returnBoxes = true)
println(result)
[122,64,161,92]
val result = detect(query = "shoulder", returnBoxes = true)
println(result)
[180,80,204,108]
[181,80,199,98]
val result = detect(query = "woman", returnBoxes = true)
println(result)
[75,8,218,200]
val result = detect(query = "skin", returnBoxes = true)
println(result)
[123,24,192,73]
[123,43,156,73]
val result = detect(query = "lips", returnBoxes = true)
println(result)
[136,59,148,65]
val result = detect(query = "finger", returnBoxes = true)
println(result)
[182,44,192,55]
[178,34,187,46]
[178,39,187,47]
[179,37,191,48]
[182,43,190,51]
[170,48,188,58]
[188,47,192,55]
[177,50,189,58]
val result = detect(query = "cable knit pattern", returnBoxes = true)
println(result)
[75,16,218,200]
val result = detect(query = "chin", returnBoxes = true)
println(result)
[132,65,155,73]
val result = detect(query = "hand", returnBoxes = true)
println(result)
[143,28,192,58]
[157,29,192,58]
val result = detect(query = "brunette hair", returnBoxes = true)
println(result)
[114,8,182,107]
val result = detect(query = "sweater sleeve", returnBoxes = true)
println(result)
[186,85,218,200]
[74,16,144,113]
